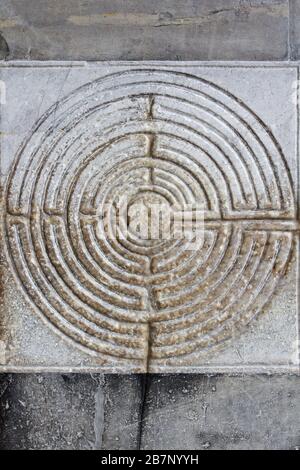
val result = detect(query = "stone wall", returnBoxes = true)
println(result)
[0,0,299,450]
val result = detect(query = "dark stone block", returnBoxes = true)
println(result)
[0,374,102,450]
[139,375,300,450]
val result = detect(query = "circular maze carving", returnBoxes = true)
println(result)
[4,69,296,370]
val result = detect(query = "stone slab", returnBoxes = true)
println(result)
[0,373,103,449]
[1,373,299,450]
[0,0,289,61]
[0,62,299,373]
[139,374,300,450]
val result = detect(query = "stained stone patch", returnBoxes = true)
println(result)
[0,62,299,373]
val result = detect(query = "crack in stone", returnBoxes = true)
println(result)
[137,373,151,450]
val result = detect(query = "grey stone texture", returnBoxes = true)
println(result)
[139,375,300,450]
[0,374,143,450]
[0,0,300,452]
[1,374,300,450]
[101,375,143,450]
[0,33,9,60]
[291,0,300,59]
[0,374,103,450]
[0,0,290,61]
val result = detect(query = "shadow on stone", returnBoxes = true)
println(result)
[0,32,9,60]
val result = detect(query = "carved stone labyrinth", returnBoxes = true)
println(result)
[2,67,298,372]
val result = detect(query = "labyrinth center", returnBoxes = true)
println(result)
[5,70,296,368]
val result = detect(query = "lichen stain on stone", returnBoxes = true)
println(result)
[0,19,19,29]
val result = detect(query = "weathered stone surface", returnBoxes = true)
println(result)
[0,373,103,450]
[0,0,289,61]
[0,373,145,450]
[101,375,143,450]
[1,373,299,450]
[0,33,9,60]
[0,2,298,453]
[139,374,300,450]
[290,0,300,59]
[0,63,299,373]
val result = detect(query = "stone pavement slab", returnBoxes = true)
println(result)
[0,62,299,373]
